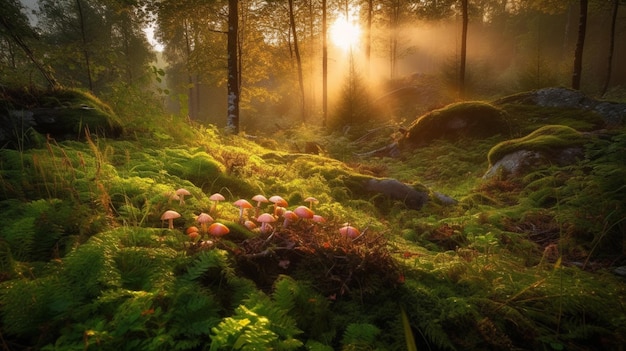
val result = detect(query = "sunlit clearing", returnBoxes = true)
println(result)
[330,16,361,52]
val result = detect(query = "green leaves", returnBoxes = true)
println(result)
[210,292,304,351]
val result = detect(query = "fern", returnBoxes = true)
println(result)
[183,249,232,282]
[210,292,303,351]
[341,323,381,348]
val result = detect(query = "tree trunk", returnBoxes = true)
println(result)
[572,0,588,90]
[184,19,196,120]
[459,0,468,99]
[600,0,618,96]
[75,0,93,92]
[322,0,328,127]
[227,0,240,133]
[288,0,306,122]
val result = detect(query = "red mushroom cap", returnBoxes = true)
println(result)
[244,220,257,230]
[312,214,326,223]
[196,212,214,224]
[257,213,276,224]
[233,199,253,209]
[294,205,314,219]
[186,226,199,234]
[161,210,181,220]
[339,225,360,238]
[269,195,288,208]
[283,210,298,221]
[208,222,230,237]
[209,193,225,201]
[252,194,269,205]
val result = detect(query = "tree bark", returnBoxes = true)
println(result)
[572,0,588,90]
[459,0,468,98]
[227,0,240,133]
[600,0,618,96]
[288,0,306,122]
[75,0,93,92]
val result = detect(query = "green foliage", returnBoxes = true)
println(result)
[1,87,625,351]
[330,55,375,134]
[210,292,304,350]
[0,198,82,263]
[341,323,381,349]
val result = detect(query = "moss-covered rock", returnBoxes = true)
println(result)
[403,101,511,146]
[493,87,626,127]
[0,88,123,148]
[484,125,589,178]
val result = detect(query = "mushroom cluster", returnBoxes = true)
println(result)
[160,191,362,252]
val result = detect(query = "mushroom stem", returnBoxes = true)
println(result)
[168,219,174,230]
[238,208,245,223]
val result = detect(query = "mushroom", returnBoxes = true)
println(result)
[257,213,276,234]
[186,226,200,241]
[244,220,257,231]
[161,210,181,230]
[311,215,326,233]
[269,195,288,216]
[339,225,360,239]
[294,205,314,219]
[175,188,191,205]
[233,199,253,223]
[282,210,298,227]
[208,222,230,237]
[209,193,226,215]
[251,194,269,217]
[312,214,326,224]
[304,196,319,210]
[196,212,214,233]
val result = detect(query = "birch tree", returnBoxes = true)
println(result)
[227,0,240,133]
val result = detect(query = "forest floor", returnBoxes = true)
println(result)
[0,87,625,350]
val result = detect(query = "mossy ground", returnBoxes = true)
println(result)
[1,92,625,350]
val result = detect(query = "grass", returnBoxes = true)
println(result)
[0,89,625,350]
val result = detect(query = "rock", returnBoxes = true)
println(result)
[364,178,429,210]
[613,266,626,277]
[403,101,511,146]
[484,147,584,179]
[0,88,123,149]
[484,125,587,179]
[494,87,626,127]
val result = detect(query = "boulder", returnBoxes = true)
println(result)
[484,125,588,178]
[364,178,429,210]
[493,87,626,127]
[0,88,123,149]
[403,101,511,146]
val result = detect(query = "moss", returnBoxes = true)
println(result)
[498,104,605,134]
[487,125,587,166]
[404,101,511,145]
[1,88,124,142]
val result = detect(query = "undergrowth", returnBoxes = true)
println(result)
[1,93,625,350]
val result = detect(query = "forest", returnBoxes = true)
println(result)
[1,0,626,350]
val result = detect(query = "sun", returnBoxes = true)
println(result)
[330,16,361,52]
